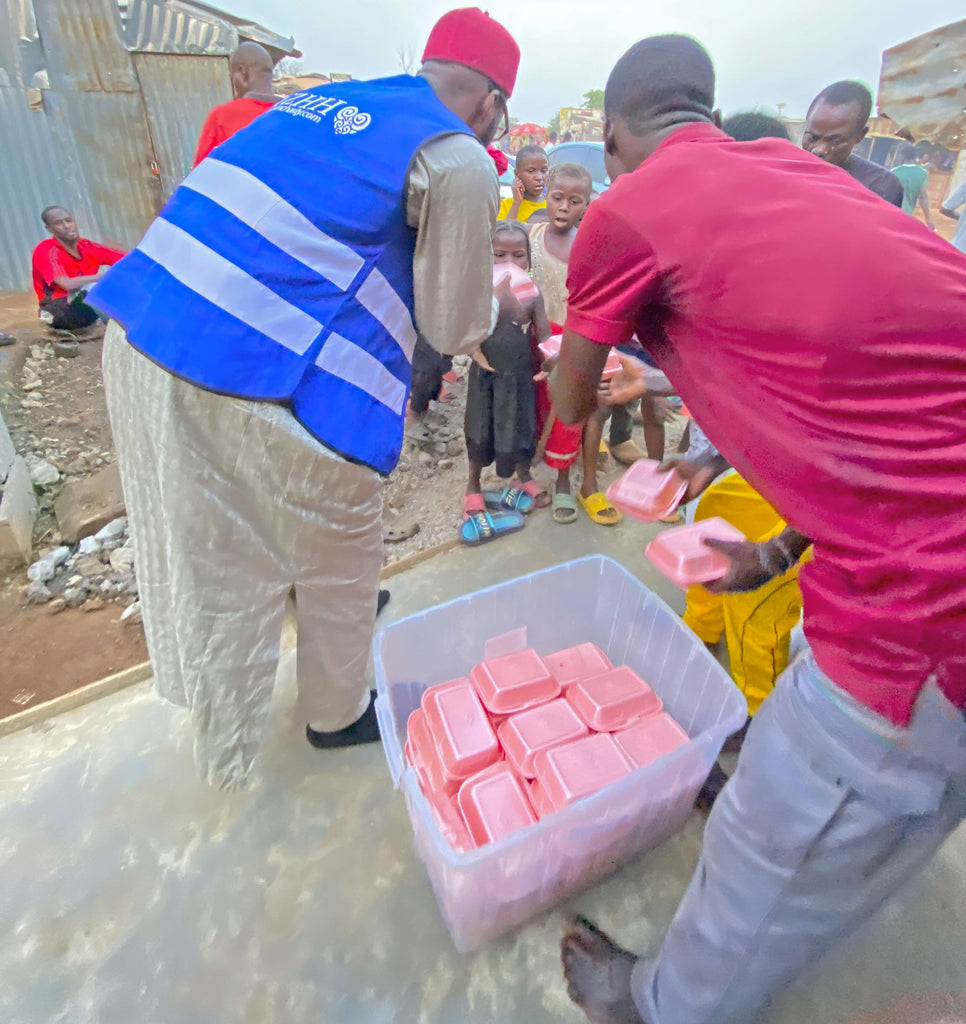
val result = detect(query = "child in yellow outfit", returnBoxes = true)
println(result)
[683,471,808,714]
[499,145,548,223]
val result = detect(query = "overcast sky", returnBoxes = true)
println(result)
[235,1,962,123]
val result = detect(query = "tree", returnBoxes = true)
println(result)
[547,112,561,135]
[396,45,417,75]
[274,56,304,80]
[582,88,604,110]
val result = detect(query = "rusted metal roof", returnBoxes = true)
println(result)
[119,0,296,60]
[878,19,966,148]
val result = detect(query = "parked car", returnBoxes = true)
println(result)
[497,142,610,203]
[548,141,610,196]
[498,154,516,199]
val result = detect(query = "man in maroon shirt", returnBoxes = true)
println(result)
[193,42,278,166]
[31,206,125,332]
[553,35,966,1024]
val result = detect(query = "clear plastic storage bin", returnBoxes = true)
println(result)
[374,555,747,952]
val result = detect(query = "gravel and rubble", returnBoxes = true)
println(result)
[22,516,139,618]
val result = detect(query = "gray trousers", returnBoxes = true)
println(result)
[633,647,966,1023]
[103,324,384,789]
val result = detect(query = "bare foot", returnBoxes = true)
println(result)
[561,916,646,1023]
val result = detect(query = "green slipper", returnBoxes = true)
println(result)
[552,492,579,525]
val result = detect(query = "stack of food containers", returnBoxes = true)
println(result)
[605,459,748,588]
[374,555,748,952]
[405,645,690,850]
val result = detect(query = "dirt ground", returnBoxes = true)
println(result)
[382,359,687,565]
[0,291,145,720]
[0,290,680,722]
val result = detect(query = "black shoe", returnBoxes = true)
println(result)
[377,589,390,616]
[306,690,380,748]
[694,762,730,813]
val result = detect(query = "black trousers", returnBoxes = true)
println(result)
[409,335,452,414]
[608,400,636,446]
[40,295,100,331]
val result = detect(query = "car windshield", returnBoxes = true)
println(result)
[551,145,608,187]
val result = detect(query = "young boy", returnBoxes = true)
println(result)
[499,144,549,223]
[529,164,623,525]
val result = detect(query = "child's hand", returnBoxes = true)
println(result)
[533,371,549,382]
[599,354,647,405]
[471,348,495,373]
[513,176,526,200]
[493,273,525,322]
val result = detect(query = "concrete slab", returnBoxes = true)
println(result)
[1,515,964,1023]
[54,462,125,544]
[0,407,14,480]
[0,455,37,570]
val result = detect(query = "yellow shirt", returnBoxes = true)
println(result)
[498,196,547,223]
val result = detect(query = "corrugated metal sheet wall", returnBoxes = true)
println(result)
[33,0,162,246]
[1,0,161,290]
[0,85,99,294]
[134,52,231,197]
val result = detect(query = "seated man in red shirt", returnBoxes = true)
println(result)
[193,42,278,166]
[552,34,966,1024]
[31,206,125,332]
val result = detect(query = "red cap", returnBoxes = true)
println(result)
[422,8,520,97]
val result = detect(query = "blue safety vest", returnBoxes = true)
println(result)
[89,75,474,474]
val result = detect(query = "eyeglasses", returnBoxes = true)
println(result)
[490,87,510,142]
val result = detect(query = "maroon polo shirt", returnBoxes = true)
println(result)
[565,122,966,725]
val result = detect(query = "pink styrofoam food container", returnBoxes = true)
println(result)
[493,261,538,302]
[566,666,663,732]
[470,648,560,715]
[421,678,499,779]
[538,333,562,360]
[406,708,462,797]
[600,348,622,382]
[645,516,747,589]
[606,459,688,522]
[528,777,554,818]
[498,698,589,778]
[614,713,690,770]
[457,763,537,847]
[531,732,634,814]
[538,334,622,381]
[425,787,474,852]
[543,643,613,690]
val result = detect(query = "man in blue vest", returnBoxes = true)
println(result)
[88,8,520,789]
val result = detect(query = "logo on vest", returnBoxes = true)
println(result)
[333,106,372,135]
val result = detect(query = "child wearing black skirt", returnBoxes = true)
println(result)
[462,222,551,544]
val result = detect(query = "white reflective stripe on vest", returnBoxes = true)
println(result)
[355,268,417,361]
[183,158,365,291]
[138,218,321,356]
[315,332,408,414]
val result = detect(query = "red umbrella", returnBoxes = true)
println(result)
[508,122,547,137]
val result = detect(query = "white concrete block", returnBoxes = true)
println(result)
[0,456,38,569]
[0,409,15,482]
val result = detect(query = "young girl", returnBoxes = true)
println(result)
[461,223,551,544]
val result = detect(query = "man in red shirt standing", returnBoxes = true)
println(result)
[553,35,966,1024]
[193,42,278,166]
[31,206,125,332]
